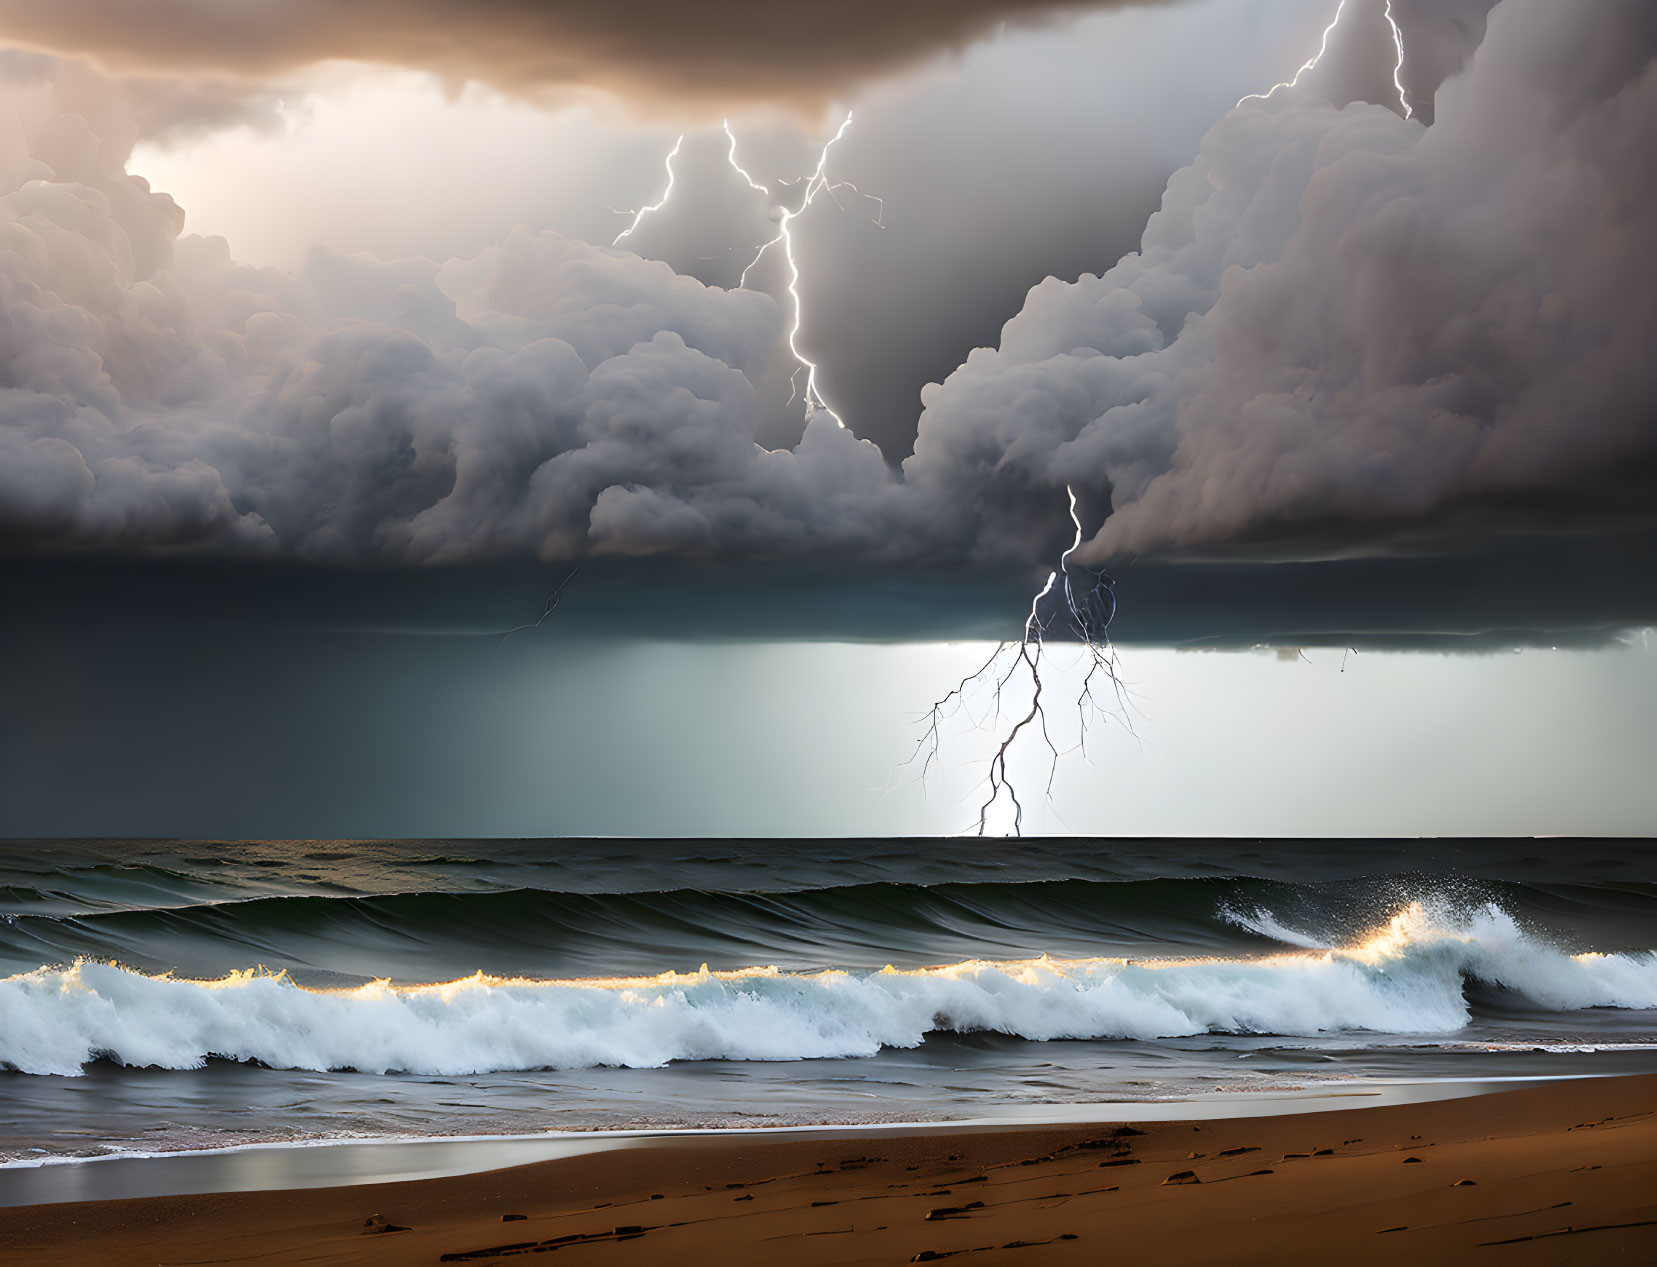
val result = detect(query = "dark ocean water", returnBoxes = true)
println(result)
[2,837,1655,1165]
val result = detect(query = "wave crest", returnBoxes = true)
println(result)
[2,901,1652,1078]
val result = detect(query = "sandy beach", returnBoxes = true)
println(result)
[3,1074,1654,1265]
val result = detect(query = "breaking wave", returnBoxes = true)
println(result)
[3,902,1653,1078]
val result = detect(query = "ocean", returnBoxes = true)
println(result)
[3,837,1656,1170]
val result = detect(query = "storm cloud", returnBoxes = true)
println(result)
[902,0,1657,569]
[0,0,1178,117]
[0,60,914,563]
[0,0,1653,644]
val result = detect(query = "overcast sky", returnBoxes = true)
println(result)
[1,0,1652,836]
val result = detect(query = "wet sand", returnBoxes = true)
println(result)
[3,1074,1654,1264]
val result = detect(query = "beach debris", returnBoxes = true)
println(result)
[1069,1128,1142,1153]
[910,1247,999,1262]
[362,1214,411,1236]
[440,1225,661,1261]
[926,1201,986,1220]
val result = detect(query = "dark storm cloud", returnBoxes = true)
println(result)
[1,0,1654,644]
[0,63,903,564]
[902,0,1657,570]
[0,48,289,146]
[5,527,1653,650]
[0,0,1179,116]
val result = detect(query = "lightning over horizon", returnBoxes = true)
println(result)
[910,484,1129,837]
[592,0,1432,836]
[916,0,1432,835]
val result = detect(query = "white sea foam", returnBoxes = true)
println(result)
[1,903,1653,1078]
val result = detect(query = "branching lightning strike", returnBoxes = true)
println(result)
[609,115,876,428]
[729,113,866,426]
[908,486,1133,837]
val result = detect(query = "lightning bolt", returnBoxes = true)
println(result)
[729,113,863,427]
[611,117,876,429]
[908,484,1130,837]
[1239,0,1412,119]
[612,134,684,246]
[722,118,768,196]
[492,568,580,657]
[1023,488,1085,641]
[1383,1,1414,119]
[1238,0,1352,109]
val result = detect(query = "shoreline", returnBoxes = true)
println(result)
[0,1076,1577,1205]
[3,1074,1654,1263]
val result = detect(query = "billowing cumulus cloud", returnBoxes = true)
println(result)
[903,0,1656,568]
[0,60,910,562]
[0,0,1179,119]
